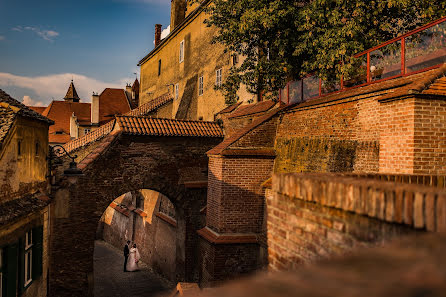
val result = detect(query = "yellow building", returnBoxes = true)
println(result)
[138,0,254,121]
[0,89,53,297]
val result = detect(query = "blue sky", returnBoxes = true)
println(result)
[0,0,171,106]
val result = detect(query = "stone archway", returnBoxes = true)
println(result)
[48,133,220,297]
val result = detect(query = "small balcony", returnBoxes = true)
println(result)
[280,17,446,105]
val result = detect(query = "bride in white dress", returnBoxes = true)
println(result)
[126,243,141,272]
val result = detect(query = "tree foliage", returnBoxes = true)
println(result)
[196,0,446,104]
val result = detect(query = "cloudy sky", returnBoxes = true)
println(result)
[0,0,171,106]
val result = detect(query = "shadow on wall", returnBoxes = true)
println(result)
[95,189,178,281]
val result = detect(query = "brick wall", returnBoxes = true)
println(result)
[413,98,446,174]
[267,172,446,271]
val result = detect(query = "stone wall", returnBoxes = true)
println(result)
[98,190,178,281]
[266,172,446,271]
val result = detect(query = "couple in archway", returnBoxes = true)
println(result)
[123,240,141,272]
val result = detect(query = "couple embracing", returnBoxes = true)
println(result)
[123,240,140,272]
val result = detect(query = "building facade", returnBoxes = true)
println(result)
[0,90,53,297]
[138,0,253,121]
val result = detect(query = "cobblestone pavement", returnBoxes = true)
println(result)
[94,240,174,297]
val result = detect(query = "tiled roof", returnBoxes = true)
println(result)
[228,100,277,118]
[216,102,242,115]
[132,78,140,93]
[207,108,282,155]
[0,192,50,226]
[126,93,173,116]
[64,80,81,101]
[28,106,46,114]
[116,116,224,138]
[42,100,91,144]
[98,88,131,124]
[0,104,17,150]
[0,89,53,125]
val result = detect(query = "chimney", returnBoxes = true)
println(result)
[70,112,79,139]
[170,0,187,30]
[91,92,100,125]
[125,84,133,100]
[155,24,162,47]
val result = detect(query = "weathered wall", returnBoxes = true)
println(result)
[0,117,49,203]
[49,133,220,297]
[0,205,50,297]
[99,190,178,281]
[267,172,446,271]
[139,2,251,121]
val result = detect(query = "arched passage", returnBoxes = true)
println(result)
[48,132,220,297]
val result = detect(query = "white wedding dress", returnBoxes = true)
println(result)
[126,247,140,271]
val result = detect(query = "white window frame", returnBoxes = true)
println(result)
[175,83,179,100]
[179,40,184,63]
[215,68,222,87]
[24,231,33,287]
[198,76,204,96]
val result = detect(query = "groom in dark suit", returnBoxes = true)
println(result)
[123,240,130,272]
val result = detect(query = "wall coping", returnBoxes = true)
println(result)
[272,173,446,232]
[198,226,259,244]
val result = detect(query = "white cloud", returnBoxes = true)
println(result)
[153,25,170,44]
[22,95,44,107]
[11,26,59,41]
[0,72,133,106]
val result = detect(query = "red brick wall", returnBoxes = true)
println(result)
[413,98,446,174]
[379,98,416,173]
[206,156,274,234]
[267,172,446,271]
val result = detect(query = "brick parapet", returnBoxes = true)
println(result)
[272,173,446,232]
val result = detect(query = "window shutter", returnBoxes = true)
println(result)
[32,226,43,279]
[5,244,18,297]
[17,238,24,294]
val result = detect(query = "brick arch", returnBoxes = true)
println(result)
[49,132,221,297]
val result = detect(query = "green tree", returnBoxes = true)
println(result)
[197,0,445,104]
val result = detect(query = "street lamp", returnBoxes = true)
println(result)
[48,145,84,184]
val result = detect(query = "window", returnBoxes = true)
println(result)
[232,54,238,66]
[198,76,204,96]
[175,83,179,100]
[55,131,63,135]
[179,40,184,63]
[216,69,222,87]
[35,142,39,156]
[24,231,32,287]
[158,59,162,76]
[17,140,22,156]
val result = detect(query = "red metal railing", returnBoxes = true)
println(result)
[280,16,446,105]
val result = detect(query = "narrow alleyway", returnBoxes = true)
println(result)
[94,240,174,297]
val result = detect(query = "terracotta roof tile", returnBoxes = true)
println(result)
[207,108,283,155]
[28,106,46,114]
[0,89,53,125]
[42,100,91,144]
[98,88,131,124]
[127,93,173,116]
[216,102,242,115]
[0,192,50,226]
[228,100,277,118]
[116,116,224,138]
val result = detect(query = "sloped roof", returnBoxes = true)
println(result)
[0,104,17,150]
[98,88,131,125]
[132,78,140,93]
[116,116,224,138]
[228,100,277,118]
[42,100,91,144]
[126,93,173,116]
[0,89,53,125]
[64,80,81,101]
[216,102,242,115]
[28,106,46,114]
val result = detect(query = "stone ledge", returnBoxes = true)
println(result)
[198,226,259,244]
[155,212,177,227]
